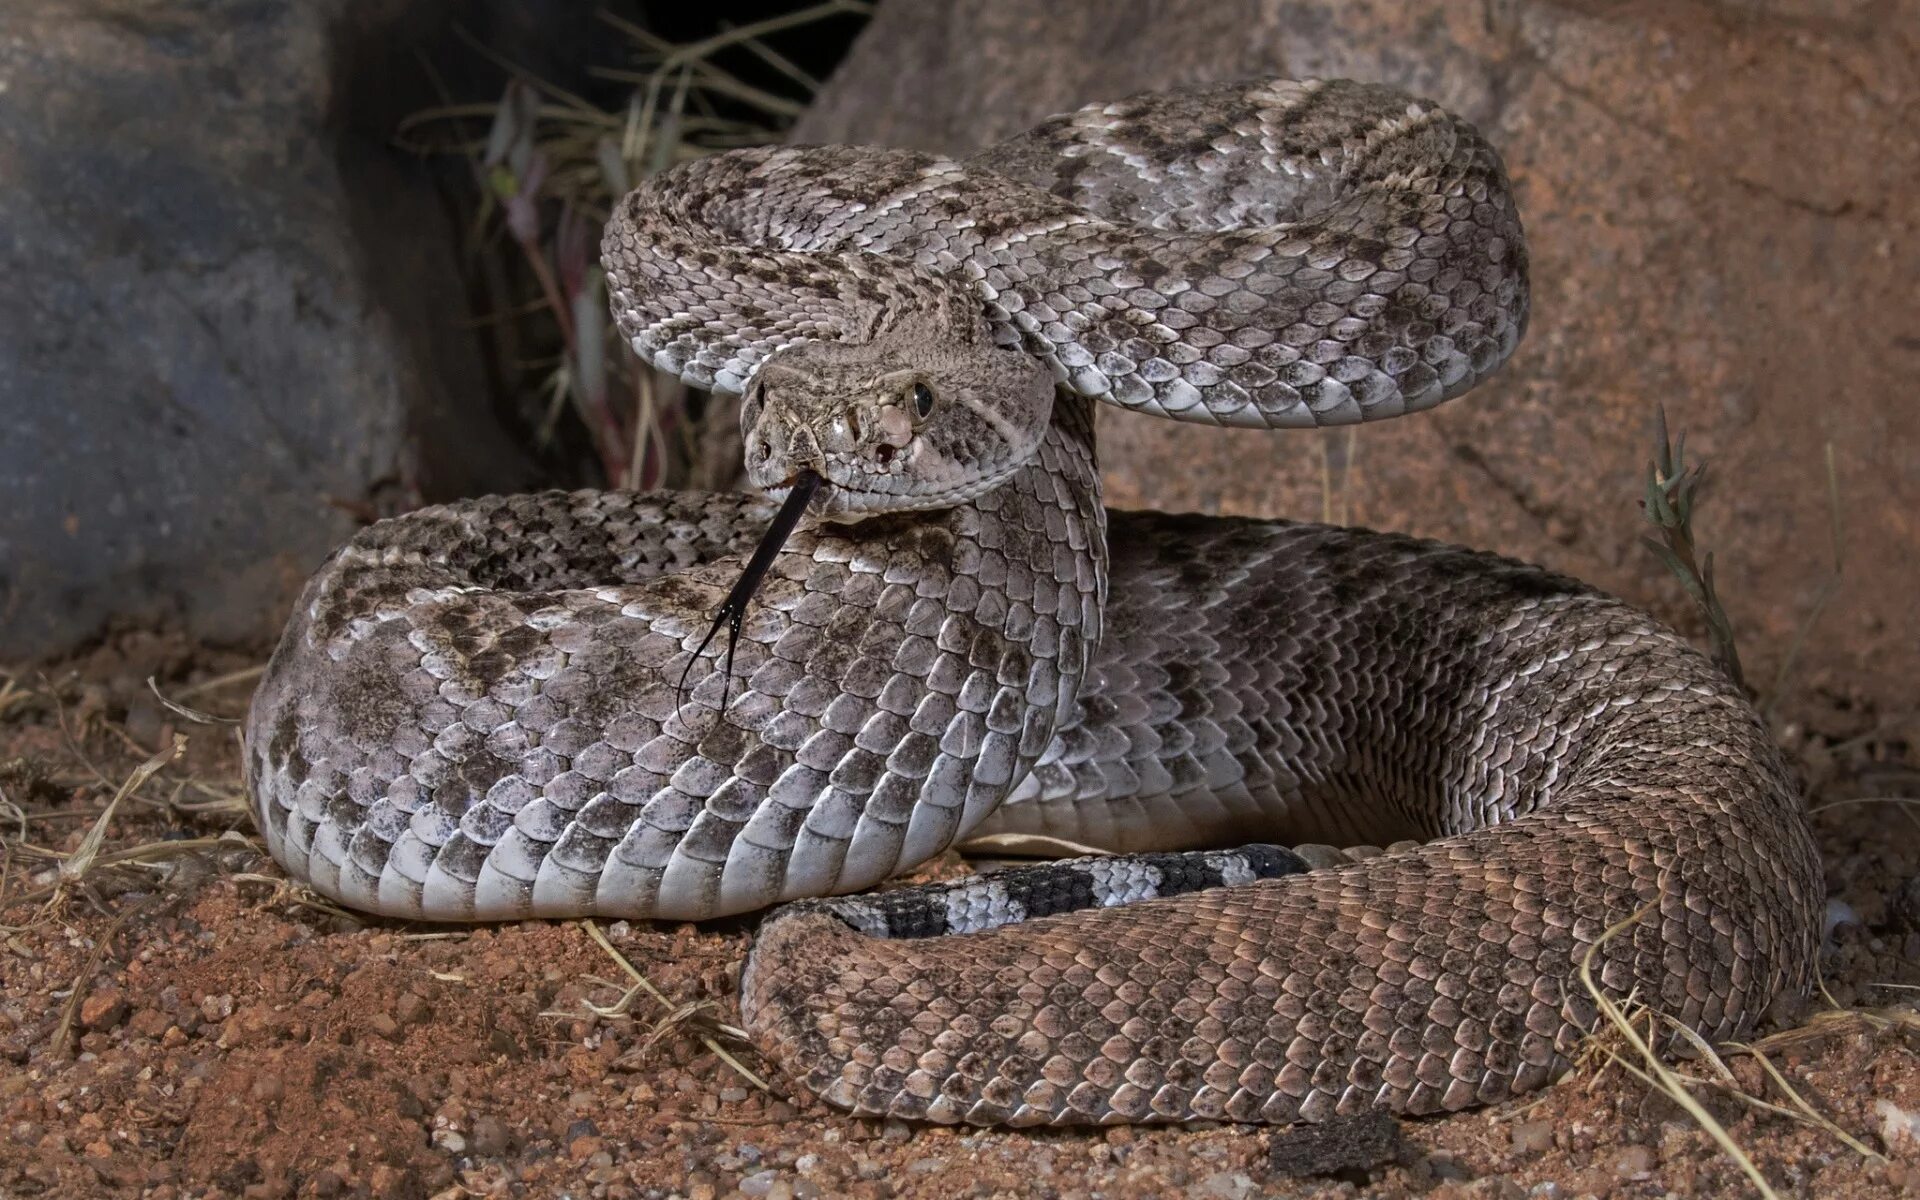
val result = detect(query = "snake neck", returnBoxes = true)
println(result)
[772,386,1108,856]
[244,386,1110,919]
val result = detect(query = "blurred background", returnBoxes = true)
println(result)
[3,0,1914,744]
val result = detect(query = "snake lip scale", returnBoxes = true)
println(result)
[247,76,1823,1127]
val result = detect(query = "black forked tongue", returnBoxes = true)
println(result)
[676,469,823,713]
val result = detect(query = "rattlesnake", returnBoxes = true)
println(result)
[246,78,1822,1125]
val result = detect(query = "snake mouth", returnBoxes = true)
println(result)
[767,468,833,500]
[676,469,824,711]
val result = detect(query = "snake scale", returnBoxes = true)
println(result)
[246,78,1823,1125]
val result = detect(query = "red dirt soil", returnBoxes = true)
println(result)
[2,628,1917,1199]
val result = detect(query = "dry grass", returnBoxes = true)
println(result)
[397,1,871,494]
[0,669,263,929]
[562,918,769,1093]
[1573,905,1896,1199]
[1641,405,1746,689]
[1550,409,1903,1194]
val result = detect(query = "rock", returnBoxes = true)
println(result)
[738,1169,780,1196]
[1614,1144,1656,1178]
[468,1115,511,1158]
[1510,1120,1554,1155]
[1427,1153,1474,1183]
[567,1134,607,1162]
[78,988,127,1031]
[127,1006,171,1040]
[1878,1099,1920,1153]
[796,0,1920,710]
[0,0,541,662]
[1192,1171,1255,1199]
[1266,1112,1408,1180]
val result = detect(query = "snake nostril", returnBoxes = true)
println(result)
[752,438,771,463]
[875,443,894,467]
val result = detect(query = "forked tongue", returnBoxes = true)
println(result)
[676,469,824,711]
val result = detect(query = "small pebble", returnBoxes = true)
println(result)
[565,1117,600,1144]
[1192,1171,1255,1199]
[1427,1154,1472,1183]
[199,993,233,1023]
[1510,1120,1553,1154]
[79,989,127,1031]
[431,1129,466,1154]
[1879,1099,1920,1152]
[568,1135,607,1162]
[367,1012,400,1040]
[1615,1144,1656,1178]
[469,1116,510,1157]
[738,1169,779,1196]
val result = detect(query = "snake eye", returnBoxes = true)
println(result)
[909,382,935,420]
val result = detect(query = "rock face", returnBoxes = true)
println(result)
[796,0,1919,712]
[0,0,538,660]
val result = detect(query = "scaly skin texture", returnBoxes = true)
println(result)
[247,398,1105,922]
[602,78,1527,429]
[245,76,1822,1126]
[741,516,1823,1124]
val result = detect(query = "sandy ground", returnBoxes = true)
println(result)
[2,628,1917,1199]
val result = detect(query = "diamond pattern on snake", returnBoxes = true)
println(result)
[246,77,1822,1126]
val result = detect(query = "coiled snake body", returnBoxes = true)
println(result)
[247,79,1822,1125]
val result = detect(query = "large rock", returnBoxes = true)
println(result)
[0,0,541,660]
[796,0,1918,713]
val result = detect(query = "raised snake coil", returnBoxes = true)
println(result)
[246,78,1823,1126]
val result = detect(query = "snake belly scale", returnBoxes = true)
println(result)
[246,77,1822,1125]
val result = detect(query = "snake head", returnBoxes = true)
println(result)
[740,304,1056,516]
